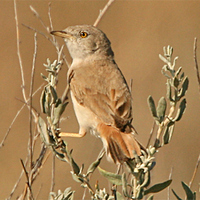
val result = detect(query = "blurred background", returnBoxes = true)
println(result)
[0,0,200,199]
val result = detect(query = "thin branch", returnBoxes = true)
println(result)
[0,83,44,148]
[6,158,28,200]
[30,5,47,30]
[31,145,48,182]
[50,154,55,192]
[193,37,200,94]
[14,0,27,103]
[20,159,34,200]
[22,23,69,68]
[48,2,53,32]
[35,184,43,200]
[168,167,173,200]
[5,84,43,199]
[22,23,52,42]
[28,5,69,68]
[146,121,156,148]
[93,0,115,27]
[189,153,200,188]
[0,105,24,149]
[29,32,38,174]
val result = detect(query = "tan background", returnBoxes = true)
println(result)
[0,0,200,199]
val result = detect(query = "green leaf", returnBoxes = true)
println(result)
[41,73,48,81]
[173,76,179,88]
[181,181,195,200]
[40,89,46,114]
[163,122,175,145]
[38,116,50,145]
[53,101,68,125]
[122,172,129,197]
[71,172,83,183]
[166,79,174,102]
[49,85,58,103]
[146,195,154,200]
[70,157,80,175]
[136,187,144,199]
[144,179,172,195]
[86,151,105,176]
[147,96,158,120]
[63,190,74,200]
[116,191,124,200]
[140,171,150,188]
[52,148,66,161]
[154,138,161,149]
[175,67,182,77]
[172,189,183,200]
[178,77,189,99]
[159,54,168,64]
[180,72,185,81]
[157,97,167,123]
[174,98,186,121]
[98,167,122,185]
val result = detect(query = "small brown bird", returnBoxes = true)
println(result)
[51,25,142,164]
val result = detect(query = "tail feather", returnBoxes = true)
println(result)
[97,123,142,163]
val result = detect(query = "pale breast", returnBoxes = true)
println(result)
[70,91,101,136]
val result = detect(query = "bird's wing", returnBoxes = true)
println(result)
[68,59,132,130]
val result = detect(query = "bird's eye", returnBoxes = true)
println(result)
[80,31,88,38]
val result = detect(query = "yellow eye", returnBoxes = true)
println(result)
[80,31,88,38]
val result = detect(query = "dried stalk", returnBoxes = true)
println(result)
[93,0,115,27]
[194,38,200,94]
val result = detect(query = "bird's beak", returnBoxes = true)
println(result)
[50,30,71,39]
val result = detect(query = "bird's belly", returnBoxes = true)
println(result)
[70,91,100,136]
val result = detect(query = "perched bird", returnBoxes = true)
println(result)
[51,25,142,164]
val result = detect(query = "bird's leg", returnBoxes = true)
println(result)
[59,132,85,137]
[59,128,86,138]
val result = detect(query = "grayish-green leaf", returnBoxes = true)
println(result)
[154,138,161,149]
[159,54,168,64]
[49,187,74,200]
[98,167,122,185]
[146,195,154,200]
[49,85,58,103]
[166,79,174,102]
[136,186,143,199]
[174,98,186,121]
[140,171,150,188]
[122,172,128,197]
[41,73,48,81]
[172,189,183,200]
[53,101,68,125]
[180,72,185,81]
[116,191,124,200]
[181,181,195,200]
[163,122,175,145]
[147,96,158,120]
[40,89,46,113]
[63,190,74,200]
[38,116,49,144]
[173,76,179,88]
[157,97,167,123]
[71,172,83,183]
[86,151,105,176]
[178,77,189,99]
[175,67,182,77]
[144,179,172,195]
[70,157,80,175]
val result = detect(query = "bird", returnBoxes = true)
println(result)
[50,25,142,164]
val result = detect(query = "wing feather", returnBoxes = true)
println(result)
[68,59,132,130]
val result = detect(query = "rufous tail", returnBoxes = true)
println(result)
[97,123,142,164]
